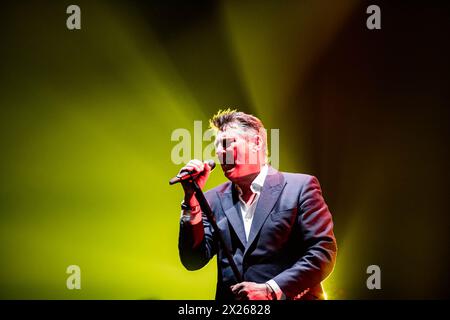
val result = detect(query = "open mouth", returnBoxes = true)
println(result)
[221,164,236,173]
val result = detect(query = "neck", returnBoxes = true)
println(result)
[234,164,265,195]
[235,174,257,195]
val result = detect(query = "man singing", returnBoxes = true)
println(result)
[177,109,337,300]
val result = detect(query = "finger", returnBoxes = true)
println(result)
[179,165,196,175]
[238,288,249,295]
[190,159,204,168]
[182,162,203,173]
[235,282,248,291]
[203,162,212,173]
[199,163,211,177]
[230,282,245,293]
[247,294,258,301]
[190,162,204,173]
[237,288,249,299]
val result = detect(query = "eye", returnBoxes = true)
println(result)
[222,138,235,149]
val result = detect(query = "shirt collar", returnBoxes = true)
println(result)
[236,165,269,195]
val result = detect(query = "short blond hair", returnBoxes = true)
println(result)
[209,108,268,160]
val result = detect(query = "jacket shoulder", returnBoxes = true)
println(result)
[280,171,316,184]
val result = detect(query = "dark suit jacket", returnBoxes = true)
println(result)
[178,167,337,300]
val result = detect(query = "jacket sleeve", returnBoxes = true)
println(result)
[272,175,337,298]
[178,210,218,271]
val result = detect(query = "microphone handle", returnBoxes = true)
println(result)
[169,160,215,185]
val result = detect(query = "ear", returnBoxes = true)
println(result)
[252,135,263,151]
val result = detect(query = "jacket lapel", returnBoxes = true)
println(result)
[244,167,285,256]
[217,186,247,247]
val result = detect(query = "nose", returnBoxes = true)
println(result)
[217,147,235,165]
[216,149,227,165]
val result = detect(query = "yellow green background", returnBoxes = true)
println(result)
[1,0,449,299]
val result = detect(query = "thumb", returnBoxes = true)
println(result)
[204,162,212,173]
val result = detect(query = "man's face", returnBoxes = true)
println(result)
[214,126,262,180]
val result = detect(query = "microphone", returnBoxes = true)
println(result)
[169,160,216,185]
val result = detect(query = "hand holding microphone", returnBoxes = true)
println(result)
[169,159,216,207]
[169,158,243,282]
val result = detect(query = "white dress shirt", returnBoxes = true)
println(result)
[235,165,268,241]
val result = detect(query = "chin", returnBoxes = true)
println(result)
[223,166,238,180]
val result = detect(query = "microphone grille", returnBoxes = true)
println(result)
[206,159,216,170]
